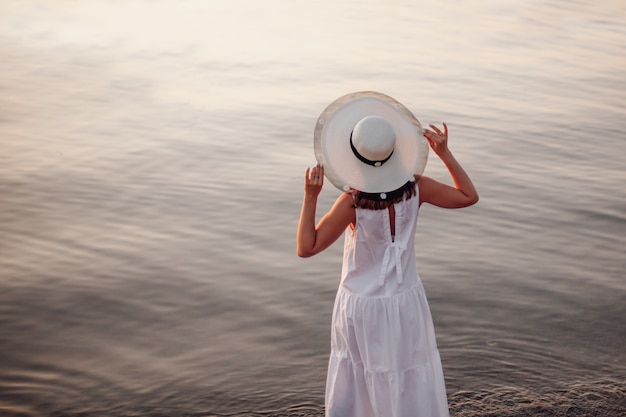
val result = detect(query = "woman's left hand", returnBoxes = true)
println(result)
[304,164,324,199]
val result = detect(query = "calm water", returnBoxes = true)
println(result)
[1,0,624,416]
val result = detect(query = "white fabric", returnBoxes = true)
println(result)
[325,184,450,417]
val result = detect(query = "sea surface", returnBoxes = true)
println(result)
[1,0,624,416]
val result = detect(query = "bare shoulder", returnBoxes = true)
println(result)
[328,192,356,218]
[324,191,355,224]
[336,191,355,207]
[416,175,436,205]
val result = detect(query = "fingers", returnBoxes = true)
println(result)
[425,123,448,141]
[424,126,441,142]
[423,123,450,154]
[306,164,324,184]
[429,124,442,135]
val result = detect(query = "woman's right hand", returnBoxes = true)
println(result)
[304,164,324,199]
[423,123,449,156]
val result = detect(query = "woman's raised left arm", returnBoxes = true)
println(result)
[297,164,355,257]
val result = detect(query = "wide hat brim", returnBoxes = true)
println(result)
[314,91,429,193]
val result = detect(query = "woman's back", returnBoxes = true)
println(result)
[328,184,450,417]
[340,186,421,297]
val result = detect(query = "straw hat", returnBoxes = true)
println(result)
[314,91,429,194]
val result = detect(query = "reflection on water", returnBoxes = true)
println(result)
[1,0,625,416]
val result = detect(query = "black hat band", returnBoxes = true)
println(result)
[350,132,394,167]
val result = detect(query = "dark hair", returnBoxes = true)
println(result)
[351,179,418,210]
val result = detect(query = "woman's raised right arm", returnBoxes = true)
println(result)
[419,123,479,208]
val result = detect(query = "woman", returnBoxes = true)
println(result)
[297,92,478,417]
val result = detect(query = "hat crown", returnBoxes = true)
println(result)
[351,116,396,165]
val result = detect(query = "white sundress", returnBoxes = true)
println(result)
[325,185,450,417]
